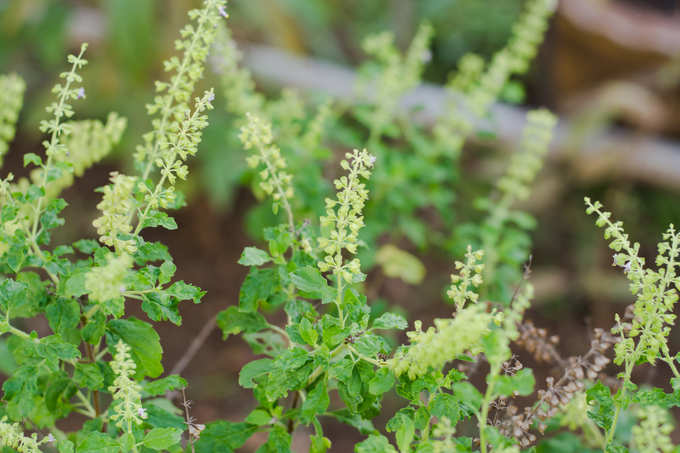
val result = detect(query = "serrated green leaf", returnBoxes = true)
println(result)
[245,409,271,426]
[372,312,407,331]
[144,375,187,396]
[301,379,329,423]
[194,421,257,453]
[355,435,398,453]
[217,306,268,340]
[238,247,272,266]
[143,427,183,450]
[368,368,394,396]
[299,318,318,346]
[239,358,273,389]
[107,317,163,378]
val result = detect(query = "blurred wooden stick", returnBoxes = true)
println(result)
[239,43,680,191]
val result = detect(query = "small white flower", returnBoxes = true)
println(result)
[46,434,55,443]
[76,87,85,99]
[138,407,148,419]
[218,5,228,18]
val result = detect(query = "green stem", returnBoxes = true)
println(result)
[663,350,680,378]
[603,362,632,450]
[347,345,383,366]
[31,46,87,254]
[335,270,344,328]
[128,419,139,453]
[478,362,501,453]
[74,390,97,418]
[138,9,212,184]
[270,325,291,346]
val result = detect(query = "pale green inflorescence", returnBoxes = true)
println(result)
[109,341,147,430]
[0,74,26,164]
[93,172,137,254]
[142,89,215,211]
[631,405,675,453]
[318,149,376,283]
[497,109,557,202]
[30,44,88,234]
[389,304,493,380]
[32,113,127,198]
[135,0,225,179]
[434,0,556,155]
[39,44,88,162]
[585,198,680,366]
[85,253,132,315]
[301,99,333,152]
[214,25,265,121]
[361,23,433,143]
[431,417,456,453]
[447,246,484,311]
[0,417,51,453]
[239,112,294,227]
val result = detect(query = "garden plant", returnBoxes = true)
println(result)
[0,0,679,452]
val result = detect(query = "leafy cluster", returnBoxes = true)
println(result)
[0,1,224,451]
[3,0,680,451]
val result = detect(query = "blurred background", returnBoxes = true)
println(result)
[2,0,680,450]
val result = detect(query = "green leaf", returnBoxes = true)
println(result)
[586,382,615,431]
[143,427,183,450]
[0,278,27,316]
[395,419,415,453]
[63,268,88,298]
[239,358,273,389]
[310,434,331,453]
[430,393,460,426]
[239,268,280,312]
[23,153,42,167]
[299,318,318,346]
[354,334,387,357]
[494,368,535,397]
[368,368,395,396]
[326,409,376,435]
[167,281,205,303]
[291,266,332,300]
[73,363,104,390]
[73,239,100,254]
[238,247,272,266]
[355,435,398,453]
[245,409,271,426]
[107,317,163,378]
[142,210,178,230]
[158,260,176,285]
[217,306,268,340]
[143,375,187,396]
[46,298,80,339]
[195,421,257,453]
[301,379,330,423]
[76,431,119,453]
[57,439,75,453]
[372,312,407,330]
[257,425,291,453]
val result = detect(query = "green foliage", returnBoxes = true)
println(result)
[3,0,680,452]
[585,198,680,451]
[0,1,225,451]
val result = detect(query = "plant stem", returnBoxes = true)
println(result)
[478,362,501,453]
